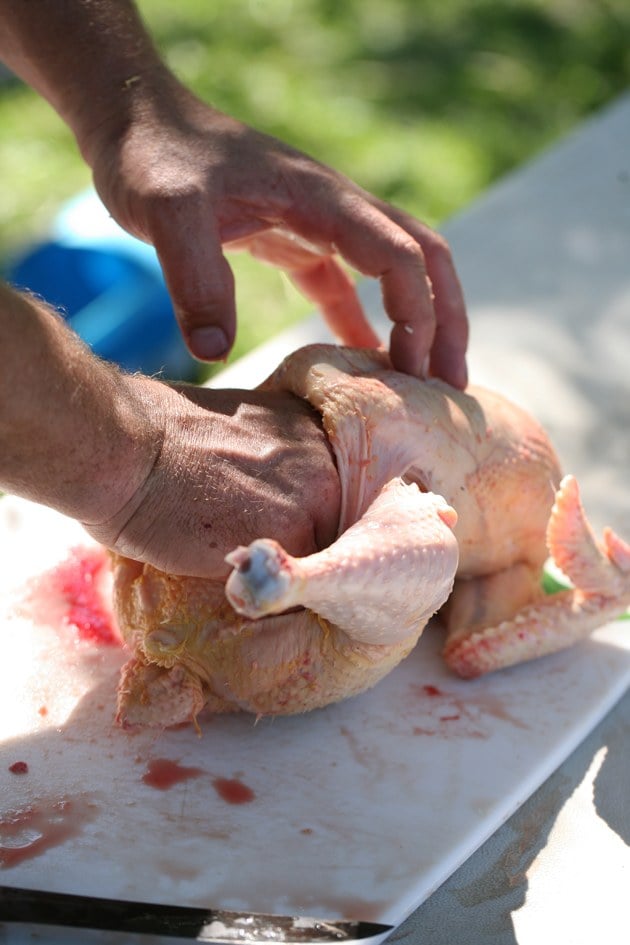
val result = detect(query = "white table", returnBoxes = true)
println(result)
[215,93,630,945]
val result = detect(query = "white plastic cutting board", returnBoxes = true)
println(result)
[1,494,629,945]
[3,93,630,944]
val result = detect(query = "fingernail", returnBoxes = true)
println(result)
[451,362,468,390]
[450,366,468,390]
[189,326,230,361]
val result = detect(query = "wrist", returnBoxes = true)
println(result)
[71,61,178,168]
[0,0,174,168]
[80,377,195,556]
[78,371,166,529]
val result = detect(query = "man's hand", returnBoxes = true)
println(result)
[0,0,468,386]
[1,283,340,578]
[89,83,469,386]
[84,378,342,578]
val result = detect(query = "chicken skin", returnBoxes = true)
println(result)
[111,346,630,728]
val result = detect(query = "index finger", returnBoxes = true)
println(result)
[146,198,237,361]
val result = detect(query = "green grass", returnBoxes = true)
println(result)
[1,0,629,375]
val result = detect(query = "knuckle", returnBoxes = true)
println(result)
[144,183,202,220]
[175,283,221,313]
[389,226,426,269]
[423,232,454,269]
[394,235,428,273]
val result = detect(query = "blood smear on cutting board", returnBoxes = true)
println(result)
[212,777,255,805]
[142,758,205,790]
[8,761,29,775]
[45,546,120,645]
[141,761,255,803]
[0,796,97,867]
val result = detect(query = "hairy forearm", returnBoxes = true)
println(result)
[0,0,171,162]
[0,282,160,524]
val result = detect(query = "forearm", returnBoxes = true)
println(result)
[0,282,160,524]
[0,0,173,163]
[0,3,469,385]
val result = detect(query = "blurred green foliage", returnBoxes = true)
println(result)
[1,0,629,365]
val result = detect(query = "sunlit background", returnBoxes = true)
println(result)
[1,0,629,374]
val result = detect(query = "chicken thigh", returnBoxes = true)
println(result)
[111,345,630,728]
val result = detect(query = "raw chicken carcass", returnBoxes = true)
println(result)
[111,345,630,728]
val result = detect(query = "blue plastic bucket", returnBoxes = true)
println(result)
[6,190,197,379]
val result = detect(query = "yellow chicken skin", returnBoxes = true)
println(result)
[111,346,630,728]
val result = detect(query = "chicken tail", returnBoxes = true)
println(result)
[546,475,630,594]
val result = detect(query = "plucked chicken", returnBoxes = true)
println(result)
[111,345,630,727]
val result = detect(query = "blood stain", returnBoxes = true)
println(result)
[0,795,98,867]
[408,680,528,736]
[212,777,255,805]
[8,762,28,775]
[142,758,205,791]
[42,547,120,645]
